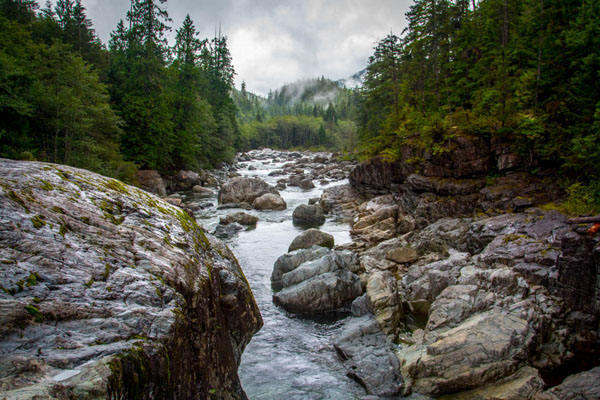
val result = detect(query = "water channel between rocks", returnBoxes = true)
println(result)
[193,157,367,399]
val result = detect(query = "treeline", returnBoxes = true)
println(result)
[0,0,241,181]
[359,0,600,188]
[233,77,360,152]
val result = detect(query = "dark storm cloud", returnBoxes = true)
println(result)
[51,0,412,95]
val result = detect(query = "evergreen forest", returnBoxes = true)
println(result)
[0,0,598,208]
[0,0,240,181]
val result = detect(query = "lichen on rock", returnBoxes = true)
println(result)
[0,159,262,399]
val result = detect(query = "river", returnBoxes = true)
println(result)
[193,155,367,399]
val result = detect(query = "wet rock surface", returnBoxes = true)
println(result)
[0,159,262,399]
[292,203,325,227]
[288,228,335,252]
[271,246,362,313]
[319,152,600,399]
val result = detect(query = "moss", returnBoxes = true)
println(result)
[84,278,94,288]
[26,272,40,287]
[7,190,29,212]
[102,264,112,280]
[16,280,25,292]
[39,179,53,191]
[104,179,130,195]
[502,234,527,244]
[54,169,70,180]
[100,199,125,225]
[25,305,43,322]
[51,206,65,214]
[0,259,16,264]
[59,222,69,237]
[31,215,46,229]
[33,296,41,303]
[81,216,90,224]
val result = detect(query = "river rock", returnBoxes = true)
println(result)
[292,204,325,227]
[299,178,315,190]
[220,212,258,226]
[387,247,418,264]
[252,193,287,211]
[213,222,244,238]
[334,316,403,397]
[288,229,334,252]
[136,170,166,197]
[0,159,262,399]
[192,185,214,197]
[535,366,600,400]
[218,176,279,205]
[271,247,362,313]
[172,170,202,191]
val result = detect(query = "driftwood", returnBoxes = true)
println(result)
[567,216,600,224]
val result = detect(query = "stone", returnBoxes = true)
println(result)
[441,367,545,400]
[366,270,402,338]
[172,170,201,191]
[334,316,403,397]
[135,170,166,197]
[252,193,287,210]
[535,366,600,400]
[398,311,534,396]
[272,248,362,313]
[192,185,214,197]
[213,222,244,238]
[219,212,258,226]
[387,247,418,264]
[288,229,334,252]
[218,176,279,205]
[292,204,325,227]
[299,178,315,190]
[0,159,262,399]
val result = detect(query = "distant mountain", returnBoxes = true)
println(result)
[268,77,344,107]
[335,69,366,89]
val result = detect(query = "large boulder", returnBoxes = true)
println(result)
[171,170,202,191]
[0,159,262,399]
[288,229,334,252]
[136,170,166,197]
[220,212,258,226]
[218,176,279,205]
[271,247,362,313]
[252,193,287,210]
[292,204,325,227]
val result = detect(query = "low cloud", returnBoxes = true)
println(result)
[48,0,412,95]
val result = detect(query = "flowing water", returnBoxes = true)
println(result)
[193,157,366,399]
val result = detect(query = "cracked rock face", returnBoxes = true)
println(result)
[0,159,262,399]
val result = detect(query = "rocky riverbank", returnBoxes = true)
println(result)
[206,147,598,399]
[311,142,600,398]
[0,159,262,399]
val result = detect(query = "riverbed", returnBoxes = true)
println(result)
[193,155,366,399]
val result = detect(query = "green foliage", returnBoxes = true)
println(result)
[233,77,360,152]
[543,181,600,216]
[357,0,600,187]
[1,0,243,179]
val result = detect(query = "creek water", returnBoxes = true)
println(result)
[193,157,366,399]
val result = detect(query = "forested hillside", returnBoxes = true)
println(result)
[0,0,241,180]
[233,77,361,152]
[358,0,599,211]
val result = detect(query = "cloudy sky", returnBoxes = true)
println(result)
[48,0,413,95]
